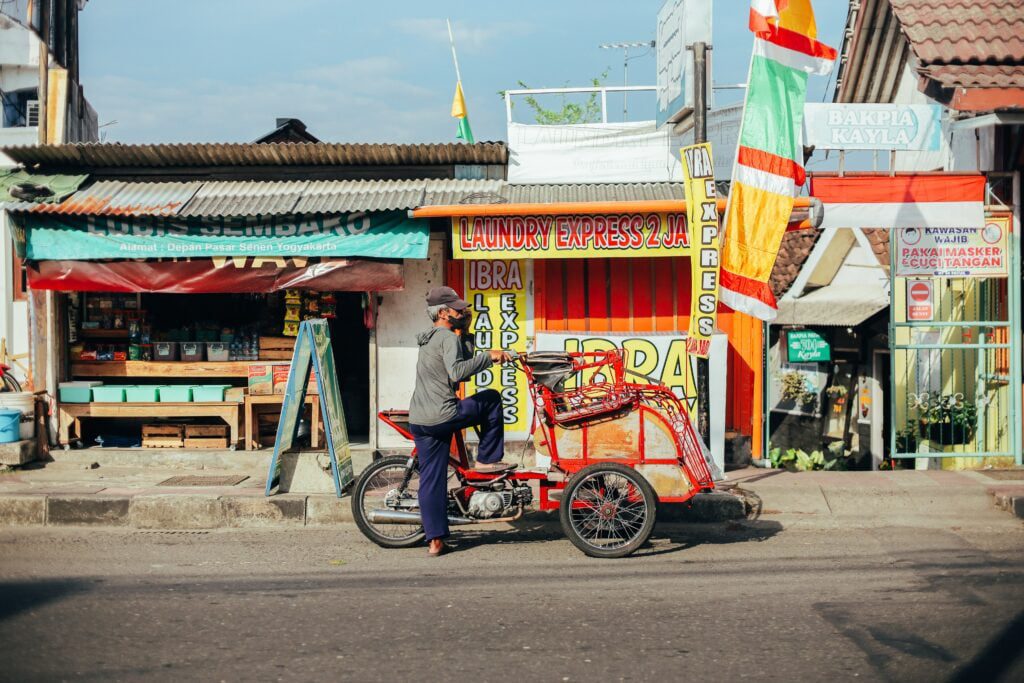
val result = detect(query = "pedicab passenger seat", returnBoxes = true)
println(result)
[523,353,638,428]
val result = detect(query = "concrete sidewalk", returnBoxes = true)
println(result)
[0,452,1021,529]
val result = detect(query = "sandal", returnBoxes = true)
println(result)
[428,540,449,557]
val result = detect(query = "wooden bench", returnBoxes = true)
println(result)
[58,402,241,448]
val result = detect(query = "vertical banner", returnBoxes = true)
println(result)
[680,142,721,357]
[465,260,530,438]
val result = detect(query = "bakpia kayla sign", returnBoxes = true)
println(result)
[452,213,692,259]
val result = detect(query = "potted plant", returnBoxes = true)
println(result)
[778,370,818,409]
[895,422,919,453]
[918,395,977,446]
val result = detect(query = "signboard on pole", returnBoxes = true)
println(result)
[656,0,712,128]
[906,280,934,322]
[786,329,830,363]
[265,319,353,497]
[894,217,1010,278]
[680,142,719,358]
[803,103,942,151]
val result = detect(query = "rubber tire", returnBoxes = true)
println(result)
[1,374,21,393]
[559,462,657,559]
[351,455,426,549]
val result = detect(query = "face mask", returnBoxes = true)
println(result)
[451,310,472,331]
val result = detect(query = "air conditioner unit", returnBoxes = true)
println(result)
[26,100,40,127]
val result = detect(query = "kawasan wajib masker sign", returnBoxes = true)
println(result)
[894,216,1010,278]
[451,213,692,259]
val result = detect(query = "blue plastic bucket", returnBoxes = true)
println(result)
[0,408,21,443]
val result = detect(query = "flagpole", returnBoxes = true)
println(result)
[446,18,464,85]
[721,42,756,243]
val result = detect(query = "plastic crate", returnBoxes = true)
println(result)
[125,386,161,402]
[153,342,178,361]
[59,382,94,403]
[92,385,128,402]
[179,342,204,362]
[158,386,193,402]
[206,342,229,362]
[192,384,230,402]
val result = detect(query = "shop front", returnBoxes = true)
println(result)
[12,208,426,453]
[809,172,1022,467]
[413,198,816,468]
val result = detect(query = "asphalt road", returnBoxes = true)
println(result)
[1,521,1023,682]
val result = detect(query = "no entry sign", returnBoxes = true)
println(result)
[906,280,934,321]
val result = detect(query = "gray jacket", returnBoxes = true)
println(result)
[408,327,492,426]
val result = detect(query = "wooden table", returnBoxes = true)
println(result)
[244,394,321,451]
[58,402,241,447]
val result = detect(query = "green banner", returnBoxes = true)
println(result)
[23,212,429,260]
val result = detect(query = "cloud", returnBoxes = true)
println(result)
[392,18,532,53]
[85,56,463,144]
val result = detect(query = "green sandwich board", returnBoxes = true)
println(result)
[786,329,831,363]
[265,319,353,497]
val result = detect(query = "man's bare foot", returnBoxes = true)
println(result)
[428,539,448,556]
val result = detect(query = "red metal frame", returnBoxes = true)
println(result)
[376,348,715,513]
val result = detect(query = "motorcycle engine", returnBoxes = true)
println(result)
[466,484,532,519]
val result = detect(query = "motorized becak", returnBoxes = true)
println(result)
[352,349,718,558]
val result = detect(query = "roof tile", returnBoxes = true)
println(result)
[889,0,1024,92]
[770,230,823,299]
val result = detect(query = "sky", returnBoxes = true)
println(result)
[79,0,851,145]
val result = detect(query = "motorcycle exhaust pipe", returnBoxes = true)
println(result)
[368,507,525,526]
[368,509,475,526]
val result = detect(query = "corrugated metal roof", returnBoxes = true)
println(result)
[6,179,691,217]
[10,180,201,216]
[0,142,508,170]
[504,183,684,203]
[181,180,306,217]
[294,179,505,214]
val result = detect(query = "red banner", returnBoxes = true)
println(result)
[27,257,404,293]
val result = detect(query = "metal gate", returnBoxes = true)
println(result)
[889,218,1021,462]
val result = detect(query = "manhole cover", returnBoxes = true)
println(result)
[980,470,1024,480]
[157,475,249,487]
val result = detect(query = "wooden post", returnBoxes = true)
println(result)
[37,0,50,144]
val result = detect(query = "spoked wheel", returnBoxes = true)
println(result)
[559,463,657,559]
[351,455,427,548]
[1,374,21,393]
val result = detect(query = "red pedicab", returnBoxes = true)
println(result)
[352,348,719,558]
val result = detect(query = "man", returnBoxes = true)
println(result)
[409,286,513,556]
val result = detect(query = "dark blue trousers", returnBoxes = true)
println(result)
[410,389,504,541]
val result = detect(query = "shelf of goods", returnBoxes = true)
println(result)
[71,361,253,379]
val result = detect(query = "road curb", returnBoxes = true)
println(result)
[0,490,748,530]
[0,495,45,526]
[987,485,1024,521]
[47,496,131,526]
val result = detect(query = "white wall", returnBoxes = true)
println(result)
[0,16,39,67]
[0,211,29,386]
[375,236,445,449]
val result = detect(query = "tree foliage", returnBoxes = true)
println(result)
[501,70,610,125]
